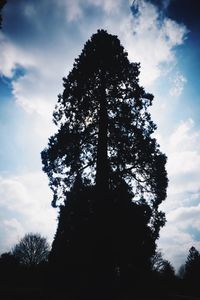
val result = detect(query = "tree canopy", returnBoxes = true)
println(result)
[41,30,168,282]
[42,29,167,214]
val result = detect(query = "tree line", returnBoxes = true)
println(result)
[1,233,200,298]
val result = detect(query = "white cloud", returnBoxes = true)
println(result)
[167,119,200,194]
[2,218,25,249]
[158,224,200,271]
[159,204,200,271]
[170,72,187,97]
[0,33,36,77]
[56,0,83,22]
[155,119,200,199]
[0,0,187,84]
[116,0,187,86]
[168,205,200,228]
[168,119,197,151]
[0,172,57,253]
[12,71,57,117]
[158,119,200,269]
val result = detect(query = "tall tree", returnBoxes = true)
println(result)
[42,30,168,282]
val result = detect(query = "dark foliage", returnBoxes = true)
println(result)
[0,251,18,266]
[182,246,200,295]
[0,252,19,289]
[160,260,175,279]
[151,250,165,272]
[151,250,175,276]
[150,251,176,296]
[42,30,168,212]
[185,246,200,278]
[174,246,200,297]
[41,30,168,293]
[0,0,6,29]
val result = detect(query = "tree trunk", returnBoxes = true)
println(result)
[96,75,109,195]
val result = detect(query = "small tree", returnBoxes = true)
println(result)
[160,260,175,278]
[179,247,200,295]
[184,246,200,280]
[151,250,165,272]
[151,251,175,276]
[12,233,50,267]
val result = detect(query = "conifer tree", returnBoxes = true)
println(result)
[185,246,200,279]
[42,30,168,281]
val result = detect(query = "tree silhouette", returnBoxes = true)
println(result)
[0,251,19,267]
[179,246,200,296]
[0,252,19,288]
[12,233,49,267]
[0,0,6,29]
[42,30,168,289]
[151,250,166,272]
[184,246,200,281]
[160,260,175,278]
[42,30,167,211]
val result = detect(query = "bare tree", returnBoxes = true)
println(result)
[12,233,50,266]
[151,250,175,277]
[151,250,165,272]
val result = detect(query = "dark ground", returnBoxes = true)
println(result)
[1,288,200,300]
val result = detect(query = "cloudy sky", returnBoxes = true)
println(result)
[0,0,200,270]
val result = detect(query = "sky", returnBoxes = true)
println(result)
[0,0,200,270]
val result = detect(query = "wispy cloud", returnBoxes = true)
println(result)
[170,72,187,97]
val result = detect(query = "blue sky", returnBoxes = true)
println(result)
[0,0,200,270]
